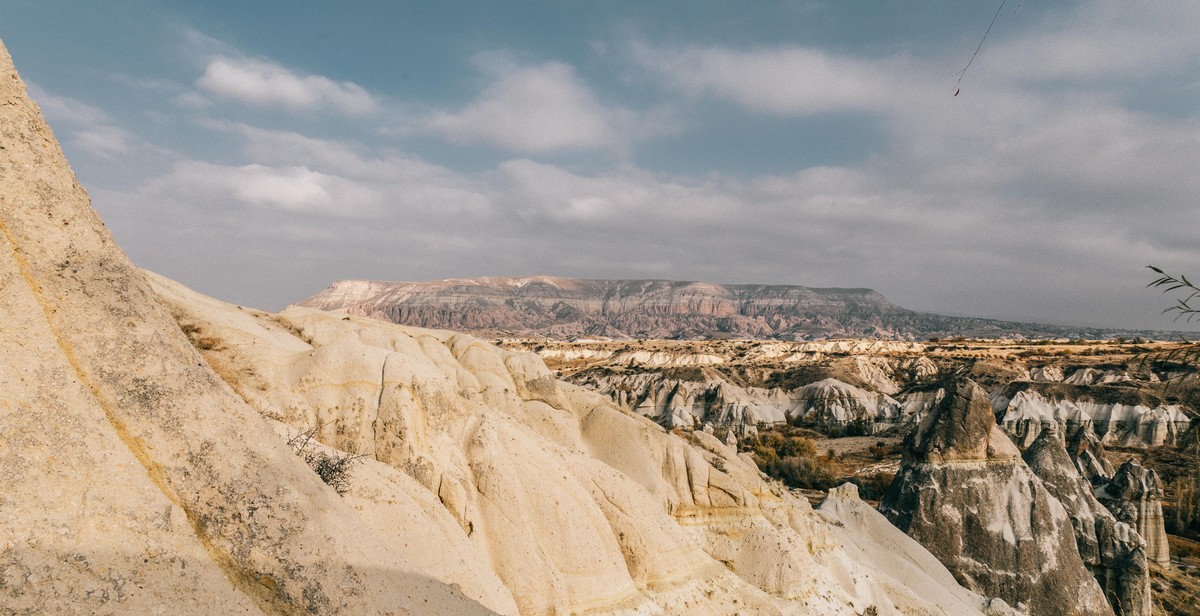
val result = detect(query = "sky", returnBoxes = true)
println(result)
[2,0,1199,330]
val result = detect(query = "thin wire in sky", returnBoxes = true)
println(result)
[955,0,1007,96]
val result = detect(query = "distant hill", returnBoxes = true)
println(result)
[296,276,1163,341]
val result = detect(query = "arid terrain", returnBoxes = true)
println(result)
[497,336,1200,614]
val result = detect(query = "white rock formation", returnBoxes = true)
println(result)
[1030,366,1065,382]
[576,372,792,428]
[994,389,1191,448]
[154,272,1017,615]
[789,379,905,432]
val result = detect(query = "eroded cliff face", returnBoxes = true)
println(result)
[298,276,1130,340]
[299,276,909,340]
[879,380,1113,616]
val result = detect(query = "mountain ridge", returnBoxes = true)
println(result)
[298,275,1164,341]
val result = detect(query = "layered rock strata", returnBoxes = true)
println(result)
[299,276,1135,340]
[1096,459,1171,567]
[879,380,1113,616]
[1022,426,1150,616]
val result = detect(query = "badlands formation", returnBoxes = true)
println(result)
[0,40,1022,615]
[515,338,1196,450]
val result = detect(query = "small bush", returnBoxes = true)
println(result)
[287,425,364,496]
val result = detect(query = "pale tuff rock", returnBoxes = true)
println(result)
[993,388,1190,448]
[1030,366,1065,382]
[1096,459,1171,567]
[1063,368,1133,386]
[575,372,791,428]
[816,484,1020,616]
[612,350,726,366]
[1022,426,1151,616]
[789,379,905,432]
[852,356,900,394]
[152,271,1015,615]
[0,39,493,615]
[879,380,1113,616]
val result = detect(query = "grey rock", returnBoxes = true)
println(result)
[1068,427,1115,486]
[1096,459,1170,567]
[880,380,1113,616]
[1023,426,1150,616]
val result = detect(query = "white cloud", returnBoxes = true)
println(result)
[196,56,378,115]
[26,83,142,159]
[630,42,911,115]
[429,54,670,152]
[143,161,382,218]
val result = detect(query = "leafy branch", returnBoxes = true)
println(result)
[1148,266,1200,322]
[1144,265,1200,370]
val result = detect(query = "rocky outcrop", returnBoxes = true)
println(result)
[993,387,1191,448]
[575,371,790,428]
[1023,426,1150,616]
[789,378,905,432]
[1097,459,1171,567]
[817,484,1021,616]
[0,40,495,615]
[298,276,1139,341]
[154,270,1024,615]
[879,380,1113,615]
[1069,427,1115,486]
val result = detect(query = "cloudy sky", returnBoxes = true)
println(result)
[3,0,1199,330]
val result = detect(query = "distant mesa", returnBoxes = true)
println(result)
[297,276,1153,341]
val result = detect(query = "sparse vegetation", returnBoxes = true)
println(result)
[286,424,365,496]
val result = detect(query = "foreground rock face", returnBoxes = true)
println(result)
[1097,459,1171,567]
[879,380,1113,616]
[1022,427,1150,616]
[0,40,492,616]
[0,39,1008,615]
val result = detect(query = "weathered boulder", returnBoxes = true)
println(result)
[1096,459,1171,567]
[1023,426,1150,616]
[879,380,1113,616]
